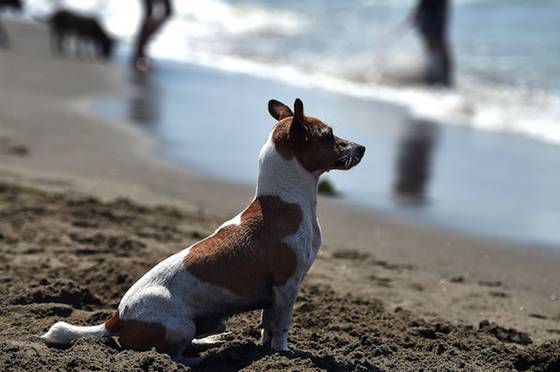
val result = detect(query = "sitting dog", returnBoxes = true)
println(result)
[0,0,22,48]
[41,99,365,364]
[49,9,115,60]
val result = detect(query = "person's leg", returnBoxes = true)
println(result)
[142,0,173,47]
[162,0,173,18]
[439,44,452,87]
[133,0,173,71]
[133,0,154,63]
[425,40,451,87]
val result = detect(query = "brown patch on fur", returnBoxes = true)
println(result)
[271,118,296,160]
[272,116,341,172]
[104,310,172,352]
[118,318,171,352]
[104,311,120,334]
[183,196,301,298]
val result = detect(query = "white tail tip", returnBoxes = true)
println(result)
[41,321,108,346]
[41,322,77,345]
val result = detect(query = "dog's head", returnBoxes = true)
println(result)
[267,98,365,174]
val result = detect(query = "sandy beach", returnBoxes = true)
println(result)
[1,21,559,371]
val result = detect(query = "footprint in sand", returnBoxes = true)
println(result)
[0,137,29,156]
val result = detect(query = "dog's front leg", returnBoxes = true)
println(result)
[0,21,9,48]
[268,283,299,352]
[260,308,273,347]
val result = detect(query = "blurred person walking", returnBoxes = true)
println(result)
[133,0,172,72]
[412,0,452,87]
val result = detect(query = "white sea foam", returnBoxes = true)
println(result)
[149,43,560,146]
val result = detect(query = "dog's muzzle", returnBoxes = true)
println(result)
[335,143,366,170]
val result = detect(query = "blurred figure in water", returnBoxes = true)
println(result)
[393,120,437,205]
[128,71,160,128]
[133,0,173,72]
[412,0,453,87]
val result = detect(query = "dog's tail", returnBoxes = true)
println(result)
[41,311,120,346]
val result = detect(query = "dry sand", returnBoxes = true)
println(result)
[1,182,559,371]
[0,21,559,370]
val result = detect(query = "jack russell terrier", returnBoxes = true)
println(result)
[41,98,365,364]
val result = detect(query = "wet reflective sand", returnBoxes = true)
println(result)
[100,61,560,248]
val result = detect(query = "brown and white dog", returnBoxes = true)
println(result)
[41,98,365,364]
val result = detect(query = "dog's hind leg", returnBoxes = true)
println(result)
[166,318,212,366]
[76,37,87,60]
[190,334,232,354]
[194,316,227,338]
[51,31,64,55]
[126,314,201,366]
[190,316,230,351]
[172,352,202,367]
[0,21,9,48]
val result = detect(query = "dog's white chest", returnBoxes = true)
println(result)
[288,213,322,278]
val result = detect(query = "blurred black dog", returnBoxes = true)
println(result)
[0,0,23,47]
[49,9,115,60]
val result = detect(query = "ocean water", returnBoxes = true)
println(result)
[23,0,560,143]
[21,0,560,247]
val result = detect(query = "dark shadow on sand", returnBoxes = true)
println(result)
[193,342,372,372]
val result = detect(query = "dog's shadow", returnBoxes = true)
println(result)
[192,342,362,372]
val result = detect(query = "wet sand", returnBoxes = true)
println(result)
[99,59,560,247]
[0,20,559,370]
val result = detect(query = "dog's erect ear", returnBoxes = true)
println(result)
[268,99,293,121]
[293,98,305,125]
[289,98,309,146]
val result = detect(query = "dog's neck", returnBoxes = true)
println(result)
[256,134,319,214]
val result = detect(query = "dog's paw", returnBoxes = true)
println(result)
[260,328,271,345]
[172,354,202,367]
[270,338,290,352]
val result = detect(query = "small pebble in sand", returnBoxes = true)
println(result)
[529,313,547,320]
[449,276,465,283]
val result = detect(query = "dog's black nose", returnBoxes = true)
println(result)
[357,145,366,157]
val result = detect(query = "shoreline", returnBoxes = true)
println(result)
[1,18,559,352]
